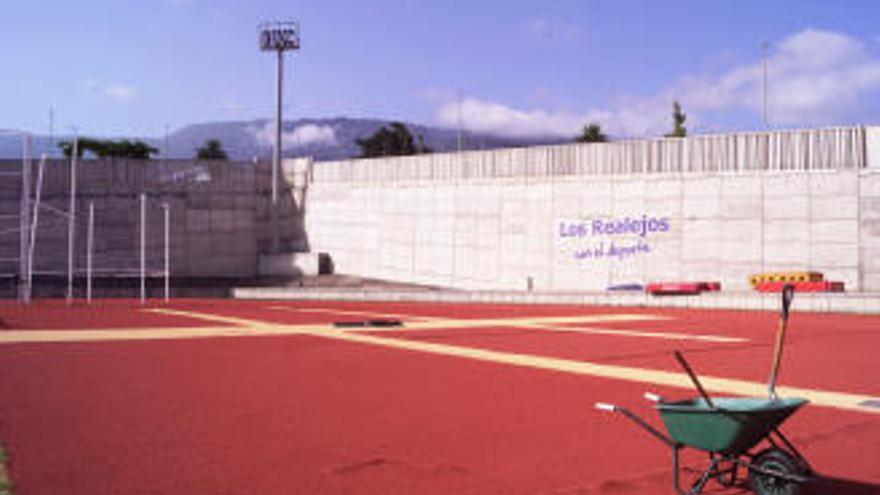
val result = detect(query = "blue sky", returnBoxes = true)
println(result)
[2,0,879,139]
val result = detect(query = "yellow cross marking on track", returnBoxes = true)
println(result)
[154,308,880,415]
[267,305,744,342]
[268,306,446,323]
[2,307,870,414]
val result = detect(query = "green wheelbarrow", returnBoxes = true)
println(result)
[595,286,812,495]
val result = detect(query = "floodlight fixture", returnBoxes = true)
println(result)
[259,21,300,52]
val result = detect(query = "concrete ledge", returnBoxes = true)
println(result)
[258,253,320,277]
[232,287,880,314]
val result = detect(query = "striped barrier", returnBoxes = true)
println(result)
[754,281,845,293]
[749,272,824,287]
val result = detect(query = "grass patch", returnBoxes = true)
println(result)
[0,443,11,495]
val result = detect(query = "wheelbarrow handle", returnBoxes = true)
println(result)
[593,402,676,447]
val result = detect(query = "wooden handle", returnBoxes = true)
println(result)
[769,284,795,399]
[781,284,794,319]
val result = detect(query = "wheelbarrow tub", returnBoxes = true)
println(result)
[657,397,807,455]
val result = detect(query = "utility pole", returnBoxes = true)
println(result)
[49,105,55,157]
[457,90,463,153]
[762,41,769,128]
[163,124,170,165]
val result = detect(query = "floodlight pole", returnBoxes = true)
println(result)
[259,20,299,254]
[272,49,283,253]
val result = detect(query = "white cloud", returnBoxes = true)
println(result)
[219,95,245,112]
[103,85,137,102]
[291,124,337,146]
[435,96,671,139]
[83,78,137,102]
[437,97,584,138]
[251,123,337,149]
[523,16,583,43]
[435,29,880,138]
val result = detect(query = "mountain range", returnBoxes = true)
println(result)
[0,118,566,161]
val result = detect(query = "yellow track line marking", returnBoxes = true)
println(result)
[268,306,445,322]
[146,309,878,415]
[523,324,746,343]
[0,326,248,344]
[268,307,743,342]
[367,313,671,330]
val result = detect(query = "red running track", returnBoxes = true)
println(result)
[0,299,878,495]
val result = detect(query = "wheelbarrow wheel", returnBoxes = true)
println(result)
[748,448,803,495]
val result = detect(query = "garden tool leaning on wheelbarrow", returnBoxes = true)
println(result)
[595,285,812,495]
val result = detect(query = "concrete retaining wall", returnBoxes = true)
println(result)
[304,126,880,292]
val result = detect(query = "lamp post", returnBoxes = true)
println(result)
[259,21,300,253]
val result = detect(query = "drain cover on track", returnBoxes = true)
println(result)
[333,319,404,328]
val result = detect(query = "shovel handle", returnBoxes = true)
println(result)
[781,284,795,320]
[674,350,715,409]
[769,284,795,399]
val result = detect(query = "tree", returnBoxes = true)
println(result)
[576,123,608,143]
[196,139,229,160]
[58,138,158,159]
[416,133,433,154]
[665,101,687,138]
[355,122,431,158]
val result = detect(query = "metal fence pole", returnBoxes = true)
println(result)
[27,154,47,302]
[140,193,146,304]
[87,201,94,303]
[66,138,78,305]
[19,134,32,303]
[163,202,170,302]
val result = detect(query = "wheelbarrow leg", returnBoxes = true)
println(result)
[672,447,721,495]
[769,428,812,475]
[709,452,738,487]
[595,403,716,495]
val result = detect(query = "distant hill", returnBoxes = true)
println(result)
[0,118,566,161]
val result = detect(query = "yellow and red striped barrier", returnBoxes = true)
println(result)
[749,272,824,287]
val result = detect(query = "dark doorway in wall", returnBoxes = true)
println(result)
[318,252,334,275]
